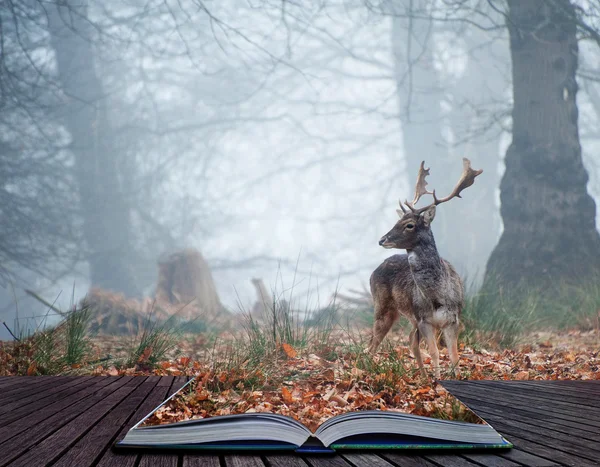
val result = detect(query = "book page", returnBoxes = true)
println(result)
[138,352,485,433]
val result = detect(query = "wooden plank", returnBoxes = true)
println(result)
[379,453,437,467]
[497,449,561,467]
[183,456,222,467]
[0,375,71,395]
[535,380,600,385]
[0,377,132,466]
[265,455,309,467]
[443,385,600,429]
[464,381,600,408]
[341,453,395,466]
[449,393,600,434]
[0,377,28,390]
[304,456,353,467]
[518,380,600,391]
[422,455,482,467]
[5,377,144,467]
[0,376,119,444]
[51,377,161,467]
[476,416,600,464]
[138,454,178,467]
[448,381,600,414]
[503,380,600,387]
[224,455,265,467]
[0,376,74,403]
[445,388,600,437]
[452,395,600,442]
[445,388,600,420]
[476,413,600,457]
[483,426,600,467]
[95,376,175,467]
[167,375,190,396]
[0,376,95,413]
[442,381,600,466]
[516,385,600,399]
[440,386,600,431]
[0,376,97,421]
[461,453,522,466]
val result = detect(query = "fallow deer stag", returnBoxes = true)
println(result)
[369,158,482,379]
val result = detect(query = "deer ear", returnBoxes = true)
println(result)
[421,205,436,226]
[396,209,404,218]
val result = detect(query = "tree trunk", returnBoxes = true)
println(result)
[155,249,227,325]
[484,0,600,291]
[445,23,508,285]
[47,1,140,296]
[391,8,462,275]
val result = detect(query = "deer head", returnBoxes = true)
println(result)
[378,158,483,250]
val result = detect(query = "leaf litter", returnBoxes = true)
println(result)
[132,330,599,430]
[1,329,598,430]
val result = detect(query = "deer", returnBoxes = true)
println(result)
[368,158,482,379]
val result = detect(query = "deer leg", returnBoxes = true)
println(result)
[419,322,440,379]
[369,305,397,353]
[409,327,426,378]
[443,322,460,374]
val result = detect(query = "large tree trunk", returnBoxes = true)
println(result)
[391,4,469,278]
[47,2,139,296]
[445,23,508,285]
[484,0,600,291]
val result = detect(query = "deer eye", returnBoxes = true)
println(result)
[406,223,415,230]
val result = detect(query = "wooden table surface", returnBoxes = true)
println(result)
[0,376,598,467]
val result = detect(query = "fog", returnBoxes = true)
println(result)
[1,0,600,339]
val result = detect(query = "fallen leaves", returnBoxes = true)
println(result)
[282,343,297,359]
[514,370,530,380]
[281,386,294,404]
[125,330,600,431]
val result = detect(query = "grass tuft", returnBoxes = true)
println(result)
[462,274,600,348]
[64,304,93,365]
[127,308,182,368]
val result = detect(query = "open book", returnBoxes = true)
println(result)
[114,378,512,453]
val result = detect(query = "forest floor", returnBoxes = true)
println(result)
[2,324,597,427]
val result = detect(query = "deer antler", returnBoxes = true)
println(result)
[398,161,432,213]
[405,161,433,210]
[401,158,482,215]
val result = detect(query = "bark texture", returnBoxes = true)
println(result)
[155,249,227,324]
[47,1,139,296]
[484,0,600,290]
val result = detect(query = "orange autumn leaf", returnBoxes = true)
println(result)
[178,356,190,367]
[281,386,294,404]
[282,343,297,359]
[302,391,320,402]
[27,362,37,376]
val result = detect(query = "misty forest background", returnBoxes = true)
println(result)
[2,0,600,341]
